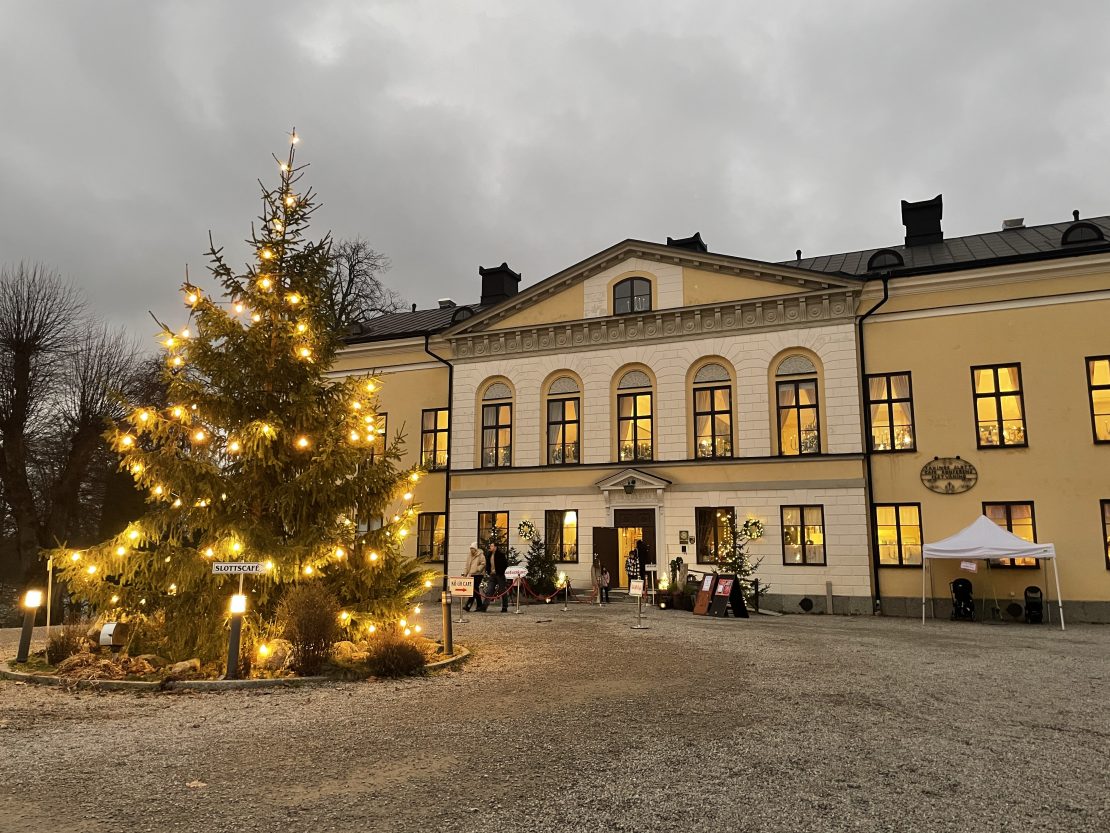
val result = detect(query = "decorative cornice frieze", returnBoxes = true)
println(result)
[449,289,859,360]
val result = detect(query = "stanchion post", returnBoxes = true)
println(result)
[226,593,246,680]
[514,578,523,614]
[16,590,43,663]
[631,591,649,630]
[442,591,454,655]
[562,582,569,612]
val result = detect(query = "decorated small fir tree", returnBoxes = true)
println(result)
[714,515,768,603]
[519,519,557,595]
[51,133,433,662]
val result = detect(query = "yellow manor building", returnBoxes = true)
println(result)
[332,197,1110,622]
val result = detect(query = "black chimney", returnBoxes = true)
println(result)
[478,262,521,306]
[901,194,943,247]
[666,232,708,253]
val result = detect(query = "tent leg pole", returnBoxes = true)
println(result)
[1052,559,1065,632]
[921,560,926,624]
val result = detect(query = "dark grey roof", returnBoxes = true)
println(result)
[785,216,1110,277]
[345,304,482,343]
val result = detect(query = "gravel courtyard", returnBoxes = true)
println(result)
[0,605,1106,833]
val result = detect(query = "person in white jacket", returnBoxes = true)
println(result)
[463,542,487,612]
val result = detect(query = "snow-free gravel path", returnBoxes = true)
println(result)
[1,605,1106,832]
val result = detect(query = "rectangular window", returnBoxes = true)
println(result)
[617,392,653,461]
[1087,356,1110,443]
[544,510,579,562]
[420,408,449,470]
[781,505,826,565]
[777,380,820,455]
[1102,500,1110,570]
[867,372,916,452]
[368,413,387,461]
[481,403,512,468]
[983,502,1037,567]
[416,513,445,561]
[972,364,1027,447]
[547,398,580,465]
[477,511,509,548]
[694,386,733,458]
[874,504,922,566]
[695,507,734,564]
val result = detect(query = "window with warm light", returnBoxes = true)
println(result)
[1087,357,1110,443]
[546,377,581,465]
[477,511,509,548]
[692,363,732,459]
[984,502,1037,567]
[874,504,922,566]
[1102,500,1110,570]
[776,356,820,456]
[613,277,651,315]
[781,505,825,565]
[867,372,916,452]
[416,513,445,561]
[972,364,1026,447]
[695,507,734,564]
[617,370,653,461]
[480,382,512,468]
[421,408,449,470]
[545,510,578,562]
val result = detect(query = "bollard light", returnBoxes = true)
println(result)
[226,594,247,679]
[16,589,44,663]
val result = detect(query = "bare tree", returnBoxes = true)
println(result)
[323,238,405,331]
[0,263,145,580]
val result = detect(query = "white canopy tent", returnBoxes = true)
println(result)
[920,515,1064,630]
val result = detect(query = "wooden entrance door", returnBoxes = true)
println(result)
[614,508,657,586]
[592,527,619,592]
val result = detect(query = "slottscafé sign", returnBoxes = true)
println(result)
[920,456,978,495]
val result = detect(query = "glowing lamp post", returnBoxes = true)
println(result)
[226,593,247,680]
[16,590,43,663]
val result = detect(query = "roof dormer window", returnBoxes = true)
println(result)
[613,277,651,315]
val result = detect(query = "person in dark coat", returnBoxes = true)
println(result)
[489,540,510,613]
[636,538,650,583]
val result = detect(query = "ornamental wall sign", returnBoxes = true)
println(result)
[920,456,978,494]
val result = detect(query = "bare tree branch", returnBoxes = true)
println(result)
[322,238,405,331]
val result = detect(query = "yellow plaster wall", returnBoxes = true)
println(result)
[682,267,806,306]
[865,296,1110,605]
[483,283,585,330]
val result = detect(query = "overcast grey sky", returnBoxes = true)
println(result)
[1,1,1107,342]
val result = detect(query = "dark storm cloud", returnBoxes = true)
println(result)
[2,0,1109,342]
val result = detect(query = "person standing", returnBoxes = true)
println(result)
[600,567,611,603]
[463,542,486,613]
[489,540,510,613]
[636,538,650,584]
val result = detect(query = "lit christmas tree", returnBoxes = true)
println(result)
[50,132,433,662]
[714,515,767,603]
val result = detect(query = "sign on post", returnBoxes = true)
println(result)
[449,576,475,597]
[505,566,527,580]
[629,579,645,598]
[211,562,265,575]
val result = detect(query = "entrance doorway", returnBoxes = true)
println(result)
[614,508,656,588]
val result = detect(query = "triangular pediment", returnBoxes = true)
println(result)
[446,239,860,336]
[594,468,672,492]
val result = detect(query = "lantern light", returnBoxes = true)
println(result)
[230,594,247,615]
[24,590,43,609]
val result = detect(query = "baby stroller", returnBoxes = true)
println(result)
[950,578,975,621]
[1024,586,1044,624]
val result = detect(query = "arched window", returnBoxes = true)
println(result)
[613,277,651,315]
[692,362,733,458]
[775,355,820,456]
[1061,221,1105,246]
[617,370,653,461]
[546,375,581,465]
[481,381,513,468]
